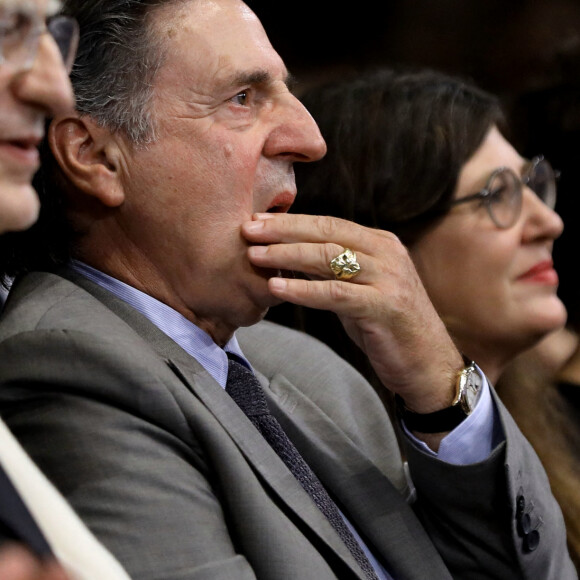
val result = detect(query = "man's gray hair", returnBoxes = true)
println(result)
[62,0,187,143]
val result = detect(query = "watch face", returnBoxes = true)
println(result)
[464,382,480,410]
[460,365,482,414]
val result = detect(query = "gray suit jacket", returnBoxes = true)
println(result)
[0,270,575,580]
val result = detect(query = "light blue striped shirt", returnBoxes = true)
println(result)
[72,260,503,579]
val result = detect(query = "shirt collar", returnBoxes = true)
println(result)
[70,260,249,388]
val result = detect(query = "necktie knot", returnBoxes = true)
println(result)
[226,354,269,418]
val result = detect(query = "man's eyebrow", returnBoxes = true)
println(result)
[231,70,295,90]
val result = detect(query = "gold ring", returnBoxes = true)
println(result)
[329,248,361,281]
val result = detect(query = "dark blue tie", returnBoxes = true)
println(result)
[226,354,379,580]
[0,462,52,558]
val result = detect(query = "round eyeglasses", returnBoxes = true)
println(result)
[0,9,79,74]
[449,156,558,229]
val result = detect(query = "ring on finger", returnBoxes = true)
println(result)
[329,248,361,281]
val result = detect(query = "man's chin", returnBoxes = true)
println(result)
[251,271,287,312]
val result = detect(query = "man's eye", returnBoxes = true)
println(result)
[231,91,249,106]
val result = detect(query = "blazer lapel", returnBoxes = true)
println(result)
[60,268,370,580]
[165,352,371,580]
[258,371,453,580]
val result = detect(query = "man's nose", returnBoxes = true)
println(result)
[263,92,327,163]
[12,32,75,117]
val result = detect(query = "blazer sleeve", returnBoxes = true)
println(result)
[402,386,576,580]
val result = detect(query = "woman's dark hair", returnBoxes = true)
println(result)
[292,67,504,246]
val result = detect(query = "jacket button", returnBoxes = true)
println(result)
[523,529,540,552]
[517,512,532,536]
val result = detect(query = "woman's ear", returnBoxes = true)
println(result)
[48,114,125,208]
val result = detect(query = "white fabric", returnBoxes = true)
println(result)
[0,418,131,579]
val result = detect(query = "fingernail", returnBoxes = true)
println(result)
[244,220,265,233]
[270,278,287,291]
[254,212,276,220]
[248,245,267,257]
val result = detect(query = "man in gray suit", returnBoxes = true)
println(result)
[0,0,575,578]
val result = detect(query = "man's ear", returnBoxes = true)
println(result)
[48,114,125,208]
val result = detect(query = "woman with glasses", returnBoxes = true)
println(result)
[267,67,578,568]
[271,66,565,387]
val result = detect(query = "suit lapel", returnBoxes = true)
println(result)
[60,269,369,579]
[258,371,452,580]
[165,353,369,580]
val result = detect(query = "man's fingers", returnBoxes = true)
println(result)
[248,242,369,283]
[242,213,394,251]
[268,276,366,313]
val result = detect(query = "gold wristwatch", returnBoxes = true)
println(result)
[395,361,483,433]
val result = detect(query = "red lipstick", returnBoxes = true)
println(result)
[518,260,559,285]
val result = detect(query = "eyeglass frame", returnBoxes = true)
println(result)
[449,155,559,229]
[0,7,79,74]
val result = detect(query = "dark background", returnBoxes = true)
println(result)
[249,0,580,326]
